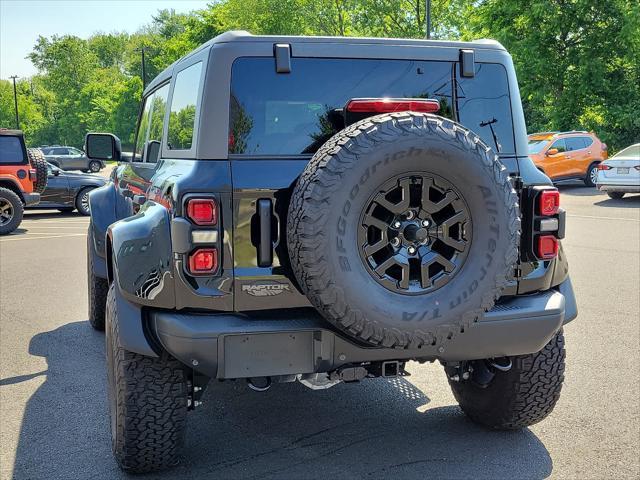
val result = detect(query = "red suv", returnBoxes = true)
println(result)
[0,129,47,234]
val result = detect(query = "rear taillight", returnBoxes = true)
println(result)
[538,189,560,216]
[28,169,37,180]
[188,248,218,274]
[346,98,440,114]
[598,164,612,171]
[186,198,217,226]
[521,186,563,262]
[537,235,559,260]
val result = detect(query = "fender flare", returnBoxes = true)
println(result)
[87,184,117,279]
[108,201,176,309]
[0,177,25,202]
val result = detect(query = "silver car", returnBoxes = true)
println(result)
[596,143,640,199]
[41,145,105,172]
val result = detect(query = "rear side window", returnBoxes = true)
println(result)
[565,137,586,151]
[0,136,26,164]
[230,58,455,155]
[168,62,202,150]
[52,148,69,155]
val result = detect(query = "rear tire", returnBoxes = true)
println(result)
[584,163,599,187]
[607,192,625,199]
[87,228,108,330]
[27,148,48,194]
[448,331,565,429]
[89,160,101,173]
[76,187,94,216]
[106,283,188,473]
[0,187,24,235]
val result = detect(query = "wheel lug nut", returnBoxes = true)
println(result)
[422,219,430,227]
[408,246,417,255]
[393,221,401,229]
[406,211,415,220]
[390,237,400,247]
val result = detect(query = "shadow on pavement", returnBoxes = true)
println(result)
[557,184,604,197]
[594,194,640,208]
[9,321,553,480]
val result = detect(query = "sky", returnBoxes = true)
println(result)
[0,0,211,79]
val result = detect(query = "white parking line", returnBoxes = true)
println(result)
[0,233,86,242]
[18,226,90,229]
[567,214,640,222]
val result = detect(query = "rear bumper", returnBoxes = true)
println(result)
[597,184,640,193]
[149,277,578,379]
[22,192,40,206]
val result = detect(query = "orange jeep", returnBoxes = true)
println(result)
[528,131,608,186]
[0,129,47,234]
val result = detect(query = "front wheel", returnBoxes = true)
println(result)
[584,163,599,187]
[607,192,625,199]
[106,283,188,473]
[448,331,565,429]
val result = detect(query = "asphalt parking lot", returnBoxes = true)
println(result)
[0,184,638,480]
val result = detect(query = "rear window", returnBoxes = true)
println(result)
[0,136,26,164]
[613,144,640,159]
[230,58,455,155]
[230,57,515,156]
[455,63,515,153]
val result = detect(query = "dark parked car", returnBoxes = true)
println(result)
[85,31,576,473]
[41,146,104,173]
[26,162,105,215]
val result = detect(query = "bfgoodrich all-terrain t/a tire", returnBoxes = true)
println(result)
[288,112,520,349]
[448,331,566,429]
[106,283,188,473]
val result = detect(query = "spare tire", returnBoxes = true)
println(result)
[27,148,48,194]
[287,112,520,349]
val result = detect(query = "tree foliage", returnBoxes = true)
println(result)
[2,1,637,151]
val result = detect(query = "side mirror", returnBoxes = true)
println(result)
[85,133,121,162]
[546,148,559,156]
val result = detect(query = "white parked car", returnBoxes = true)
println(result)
[596,143,640,199]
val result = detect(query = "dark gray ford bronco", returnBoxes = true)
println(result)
[85,31,577,473]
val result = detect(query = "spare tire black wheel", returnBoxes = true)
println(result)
[288,113,520,349]
[27,148,48,194]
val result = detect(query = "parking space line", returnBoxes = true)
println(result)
[0,233,86,242]
[18,226,90,229]
[567,214,640,222]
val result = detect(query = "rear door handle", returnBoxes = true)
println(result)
[257,199,273,267]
